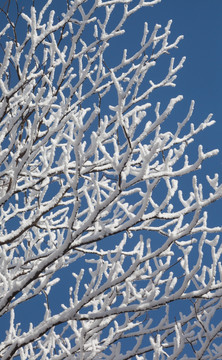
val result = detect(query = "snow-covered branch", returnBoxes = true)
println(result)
[0,0,221,358]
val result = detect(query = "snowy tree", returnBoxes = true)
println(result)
[0,0,222,358]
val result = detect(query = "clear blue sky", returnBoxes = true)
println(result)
[148,0,222,227]
[123,0,222,163]
[150,0,222,157]
[1,0,222,355]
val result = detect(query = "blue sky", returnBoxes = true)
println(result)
[148,0,222,163]
[149,0,222,227]
[126,1,222,154]
[1,0,222,356]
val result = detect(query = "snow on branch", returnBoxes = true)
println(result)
[0,0,221,359]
